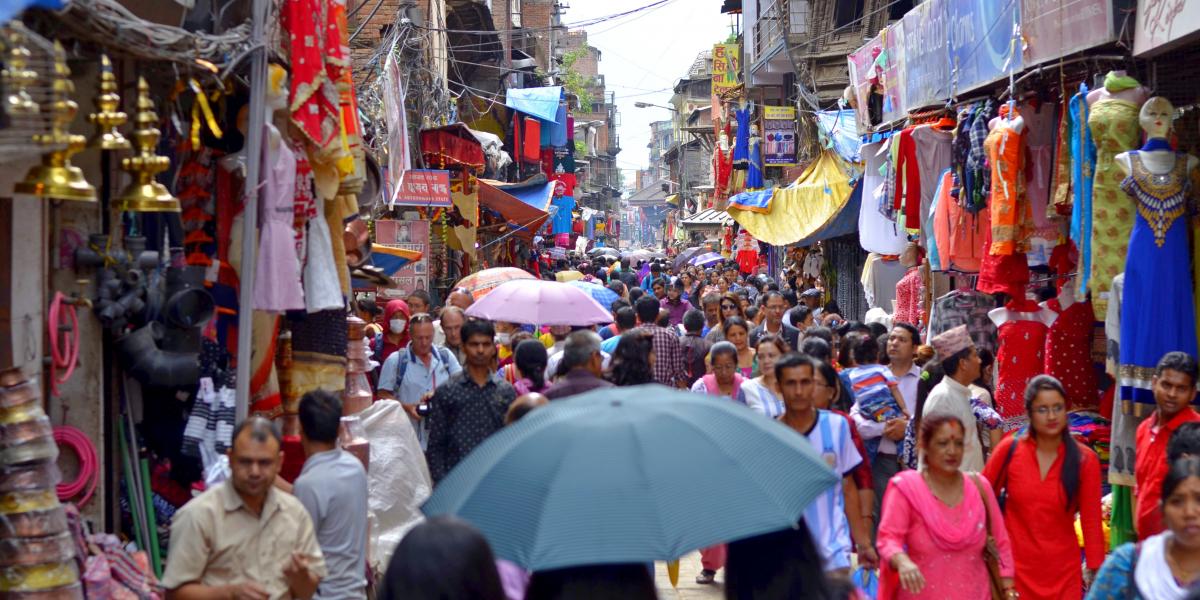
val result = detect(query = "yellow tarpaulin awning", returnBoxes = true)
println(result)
[727,151,855,246]
[664,194,679,206]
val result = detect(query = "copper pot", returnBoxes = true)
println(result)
[0,382,39,410]
[347,316,367,340]
[0,561,80,592]
[0,463,61,493]
[0,508,68,538]
[0,368,26,388]
[0,399,45,427]
[0,416,52,447]
[0,437,59,466]
[0,533,76,566]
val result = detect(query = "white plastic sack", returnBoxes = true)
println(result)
[358,399,432,566]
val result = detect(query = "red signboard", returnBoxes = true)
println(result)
[390,169,452,208]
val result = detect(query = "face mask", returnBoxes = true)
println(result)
[389,319,406,335]
[496,332,511,346]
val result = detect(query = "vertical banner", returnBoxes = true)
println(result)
[847,27,906,132]
[762,106,797,167]
[376,219,430,295]
[712,43,741,94]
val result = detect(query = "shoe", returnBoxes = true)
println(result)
[695,570,716,585]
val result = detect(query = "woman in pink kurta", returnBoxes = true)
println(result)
[877,414,1015,599]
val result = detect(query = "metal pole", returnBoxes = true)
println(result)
[235,0,270,423]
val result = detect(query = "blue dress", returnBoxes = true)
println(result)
[1068,84,1095,293]
[746,136,763,189]
[732,102,752,167]
[1118,151,1197,412]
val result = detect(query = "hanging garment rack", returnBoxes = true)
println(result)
[999,54,1128,101]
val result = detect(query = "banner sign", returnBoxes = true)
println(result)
[847,29,906,132]
[1022,0,1114,65]
[948,0,1022,97]
[376,219,429,294]
[762,106,798,167]
[712,43,741,94]
[390,169,451,208]
[899,0,950,112]
[1134,0,1200,56]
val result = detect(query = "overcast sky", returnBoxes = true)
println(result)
[568,0,733,190]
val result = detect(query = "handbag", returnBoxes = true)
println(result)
[968,474,1007,600]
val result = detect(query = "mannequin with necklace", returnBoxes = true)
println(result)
[1113,96,1198,416]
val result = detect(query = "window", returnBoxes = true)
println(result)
[833,0,863,28]
[510,0,522,27]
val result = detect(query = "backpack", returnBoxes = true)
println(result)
[391,345,455,390]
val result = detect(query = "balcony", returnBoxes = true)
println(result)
[749,0,810,86]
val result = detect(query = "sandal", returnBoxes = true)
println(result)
[695,569,716,585]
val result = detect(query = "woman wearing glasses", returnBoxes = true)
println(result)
[704,292,747,343]
[983,376,1105,599]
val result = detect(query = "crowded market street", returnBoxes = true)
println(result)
[5,0,1200,599]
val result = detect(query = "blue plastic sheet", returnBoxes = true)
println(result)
[816,109,862,164]
[506,86,564,123]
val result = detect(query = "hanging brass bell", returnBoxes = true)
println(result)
[14,41,96,202]
[113,77,179,213]
[88,54,130,151]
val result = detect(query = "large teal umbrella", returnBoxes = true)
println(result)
[422,385,839,571]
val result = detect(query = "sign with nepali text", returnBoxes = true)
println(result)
[390,169,452,208]
[712,43,741,94]
[376,219,429,294]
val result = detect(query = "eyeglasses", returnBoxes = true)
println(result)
[721,303,738,310]
[1033,405,1066,416]
[409,313,435,325]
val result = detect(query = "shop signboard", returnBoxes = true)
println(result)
[762,106,798,167]
[1134,0,1200,56]
[847,28,905,131]
[712,43,741,94]
[1022,0,1114,65]
[375,219,429,295]
[390,169,452,208]
[947,0,1021,98]
[900,0,950,112]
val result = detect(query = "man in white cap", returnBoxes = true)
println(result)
[922,324,985,471]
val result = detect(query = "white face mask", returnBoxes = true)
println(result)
[389,319,406,335]
[496,332,511,346]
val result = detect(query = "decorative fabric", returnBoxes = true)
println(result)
[1049,98,1074,217]
[746,135,764,189]
[928,290,998,356]
[894,267,921,328]
[1118,152,1198,414]
[1085,98,1141,319]
[282,0,340,157]
[996,317,1049,430]
[1068,85,1096,294]
[1044,298,1098,409]
[732,102,752,167]
[1104,72,1141,92]
[985,120,1031,255]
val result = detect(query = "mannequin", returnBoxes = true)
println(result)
[221,65,289,176]
[1115,95,1199,413]
[1115,97,1199,177]
[990,297,1058,428]
[1086,70,1149,107]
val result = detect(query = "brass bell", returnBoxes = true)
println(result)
[2,28,38,116]
[14,41,96,202]
[88,54,130,151]
[113,77,179,213]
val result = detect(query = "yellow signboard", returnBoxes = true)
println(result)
[712,43,740,93]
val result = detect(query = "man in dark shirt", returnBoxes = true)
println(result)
[750,291,801,350]
[545,331,614,400]
[678,309,712,389]
[634,296,688,388]
[425,319,516,483]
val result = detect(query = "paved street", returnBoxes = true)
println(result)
[654,551,725,599]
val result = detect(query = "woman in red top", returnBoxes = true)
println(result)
[983,375,1105,599]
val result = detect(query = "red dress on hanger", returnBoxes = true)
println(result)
[1044,297,1098,409]
[995,301,1053,430]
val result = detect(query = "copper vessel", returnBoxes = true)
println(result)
[0,463,61,493]
[0,508,68,538]
[0,416,52,447]
[0,533,76,566]
[0,381,38,410]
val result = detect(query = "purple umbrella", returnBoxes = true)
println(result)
[689,252,725,267]
[465,279,614,326]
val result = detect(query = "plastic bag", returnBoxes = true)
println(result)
[852,566,878,599]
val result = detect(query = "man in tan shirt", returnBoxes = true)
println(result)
[162,417,326,600]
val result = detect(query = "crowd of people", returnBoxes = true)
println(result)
[155,254,1200,600]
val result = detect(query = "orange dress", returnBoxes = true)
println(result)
[984,121,1031,255]
[983,436,1105,600]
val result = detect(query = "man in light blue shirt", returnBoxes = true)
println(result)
[600,307,637,355]
[292,390,369,599]
[377,313,461,448]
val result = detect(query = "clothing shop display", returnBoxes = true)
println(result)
[893,124,954,234]
[1043,295,1098,409]
[859,142,908,255]
[746,132,764,189]
[861,254,907,312]
[985,112,1030,256]
[1118,152,1198,414]
[931,169,988,272]
[1068,84,1096,296]
[254,141,306,312]
[893,267,921,328]
[732,102,752,168]
[1085,96,1141,319]
[992,302,1057,430]
[927,290,998,356]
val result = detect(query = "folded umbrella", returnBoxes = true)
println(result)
[423,385,839,571]
[567,280,619,308]
[689,252,724,267]
[455,267,536,300]
[464,279,613,326]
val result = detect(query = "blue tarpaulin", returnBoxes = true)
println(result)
[506,86,564,123]
[816,110,862,164]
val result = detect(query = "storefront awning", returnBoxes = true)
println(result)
[727,151,856,246]
[478,176,555,241]
[420,123,485,170]
[790,181,862,247]
[681,208,734,226]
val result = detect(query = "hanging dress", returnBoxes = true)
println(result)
[978,121,1030,297]
[1085,99,1141,320]
[994,303,1055,431]
[732,102,752,168]
[746,135,764,189]
[254,140,306,312]
[1118,151,1197,415]
[1043,297,1098,410]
